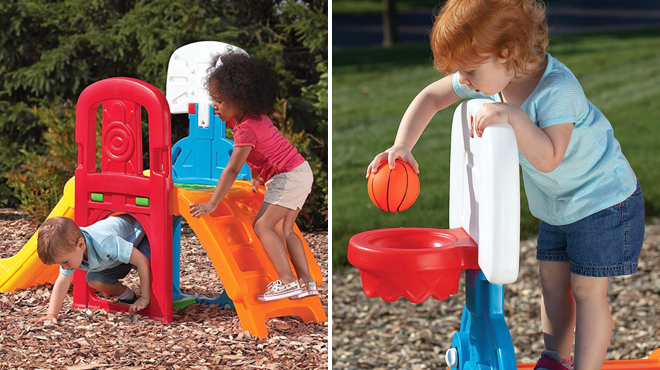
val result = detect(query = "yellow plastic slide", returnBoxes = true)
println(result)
[0,178,76,292]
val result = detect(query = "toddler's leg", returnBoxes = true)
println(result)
[539,260,575,361]
[571,273,611,370]
[87,264,137,303]
[88,280,128,296]
[281,207,312,283]
[254,202,296,284]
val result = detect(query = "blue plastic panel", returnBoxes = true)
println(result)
[172,103,251,185]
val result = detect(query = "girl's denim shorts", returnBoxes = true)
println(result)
[536,182,644,277]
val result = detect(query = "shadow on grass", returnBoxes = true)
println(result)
[332,0,442,15]
[334,43,434,75]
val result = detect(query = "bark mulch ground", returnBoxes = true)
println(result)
[0,208,328,370]
[333,220,660,370]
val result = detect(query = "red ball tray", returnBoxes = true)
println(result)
[348,227,479,303]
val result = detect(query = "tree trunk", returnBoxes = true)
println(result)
[382,0,398,47]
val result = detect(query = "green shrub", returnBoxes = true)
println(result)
[4,103,78,220]
[0,101,44,208]
[271,98,327,229]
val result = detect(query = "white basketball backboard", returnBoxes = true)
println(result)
[166,41,248,121]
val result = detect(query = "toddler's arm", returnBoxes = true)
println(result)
[190,146,252,217]
[128,247,151,314]
[367,75,461,176]
[473,103,573,173]
[30,272,73,324]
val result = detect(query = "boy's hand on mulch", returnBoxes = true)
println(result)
[129,296,149,314]
[29,314,58,325]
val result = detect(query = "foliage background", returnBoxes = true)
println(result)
[0,0,328,230]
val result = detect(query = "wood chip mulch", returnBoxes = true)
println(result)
[333,220,660,370]
[0,208,328,370]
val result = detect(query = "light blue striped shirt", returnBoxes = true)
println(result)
[60,214,145,276]
[452,53,637,225]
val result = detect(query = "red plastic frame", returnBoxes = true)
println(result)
[73,77,173,322]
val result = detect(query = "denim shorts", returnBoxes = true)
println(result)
[536,182,644,277]
[86,236,151,285]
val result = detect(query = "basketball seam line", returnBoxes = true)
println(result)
[397,162,409,212]
[386,166,392,212]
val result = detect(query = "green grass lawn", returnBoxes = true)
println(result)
[332,29,660,267]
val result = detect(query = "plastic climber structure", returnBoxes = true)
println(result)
[0,41,327,339]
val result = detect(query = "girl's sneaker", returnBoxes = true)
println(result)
[257,280,304,301]
[534,350,574,370]
[292,281,319,299]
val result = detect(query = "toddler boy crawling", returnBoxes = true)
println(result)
[31,214,151,323]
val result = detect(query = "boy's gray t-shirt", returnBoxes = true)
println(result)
[60,214,145,276]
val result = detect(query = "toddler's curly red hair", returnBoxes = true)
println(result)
[430,0,548,76]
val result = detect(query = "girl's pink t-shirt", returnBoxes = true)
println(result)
[231,114,305,182]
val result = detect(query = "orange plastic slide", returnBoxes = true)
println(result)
[173,181,327,338]
[0,178,75,292]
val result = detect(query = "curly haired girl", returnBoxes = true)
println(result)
[367,1,644,369]
[190,50,318,302]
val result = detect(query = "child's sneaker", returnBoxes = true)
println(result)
[292,281,319,299]
[257,280,304,301]
[116,289,138,305]
[534,350,574,370]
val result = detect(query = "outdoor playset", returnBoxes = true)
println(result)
[0,41,326,339]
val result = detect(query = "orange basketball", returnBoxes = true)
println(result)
[367,159,420,212]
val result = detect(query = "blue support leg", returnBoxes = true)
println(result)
[449,270,516,370]
[172,216,235,309]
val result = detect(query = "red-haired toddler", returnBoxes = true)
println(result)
[367,1,644,369]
